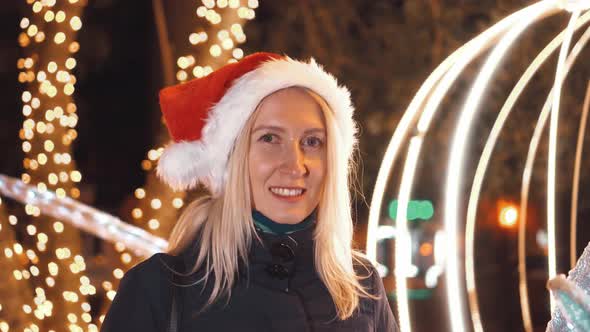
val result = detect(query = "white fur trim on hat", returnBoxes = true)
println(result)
[157,56,356,195]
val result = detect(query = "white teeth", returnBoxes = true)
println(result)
[270,187,304,197]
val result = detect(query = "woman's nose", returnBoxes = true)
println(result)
[280,142,308,176]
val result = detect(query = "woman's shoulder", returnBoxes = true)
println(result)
[122,252,183,286]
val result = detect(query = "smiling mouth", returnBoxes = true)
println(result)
[269,187,306,197]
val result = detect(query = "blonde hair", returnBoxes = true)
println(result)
[167,87,375,319]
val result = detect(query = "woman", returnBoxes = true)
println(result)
[101,53,398,332]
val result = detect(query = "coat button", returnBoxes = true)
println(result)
[284,288,289,293]
[265,263,289,279]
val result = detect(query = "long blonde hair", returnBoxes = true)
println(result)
[167,87,374,319]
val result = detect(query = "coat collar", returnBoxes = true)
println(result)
[179,221,318,292]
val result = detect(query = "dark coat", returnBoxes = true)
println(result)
[101,225,398,332]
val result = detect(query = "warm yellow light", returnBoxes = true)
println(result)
[34,31,45,43]
[66,313,77,324]
[235,33,246,43]
[217,0,228,8]
[141,160,152,171]
[68,41,80,53]
[54,32,66,44]
[210,44,222,57]
[131,208,143,219]
[13,270,23,280]
[82,313,91,323]
[55,11,66,23]
[248,0,259,8]
[48,173,58,185]
[64,83,75,95]
[20,18,30,29]
[121,253,132,264]
[22,141,31,152]
[102,281,113,290]
[32,2,43,13]
[134,188,146,199]
[47,61,57,73]
[191,66,202,78]
[26,250,36,261]
[45,277,55,287]
[23,304,32,314]
[217,29,229,40]
[22,91,32,103]
[44,140,54,152]
[65,57,76,69]
[148,219,160,230]
[44,11,55,22]
[4,248,13,258]
[24,58,34,69]
[106,290,116,301]
[58,171,69,183]
[31,97,40,109]
[70,170,82,182]
[231,23,243,35]
[53,221,64,233]
[196,6,207,17]
[19,33,31,47]
[177,56,190,69]
[203,0,215,8]
[229,0,240,8]
[176,70,188,81]
[37,153,48,165]
[56,188,66,198]
[172,198,184,209]
[37,233,48,244]
[222,38,234,50]
[8,215,18,225]
[113,268,124,279]
[27,225,37,238]
[48,262,58,276]
[151,198,162,210]
[69,16,82,31]
[499,204,519,228]
[36,121,47,133]
[189,33,200,45]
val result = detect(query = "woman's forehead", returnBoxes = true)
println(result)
[253,88,326,129]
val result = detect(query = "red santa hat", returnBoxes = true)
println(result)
[157,52,356,195]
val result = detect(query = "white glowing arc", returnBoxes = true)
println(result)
[466,17,590,332]
[570,82,590,269]
[366,2,590,332]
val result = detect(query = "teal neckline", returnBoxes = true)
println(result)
[252,209,316,235]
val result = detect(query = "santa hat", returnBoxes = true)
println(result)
[157,52,356,195]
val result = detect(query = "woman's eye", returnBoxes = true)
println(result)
[304,136,323,148]
[259,134,276,143]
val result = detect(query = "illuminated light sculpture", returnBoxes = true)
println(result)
[0,174,167,256]
[366,1,590,332]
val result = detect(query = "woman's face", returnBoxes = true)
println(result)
[248,88,327,224]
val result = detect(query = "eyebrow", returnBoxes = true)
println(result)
[252,125,326,135]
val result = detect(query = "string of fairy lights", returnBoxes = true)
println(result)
[1,0,259,331]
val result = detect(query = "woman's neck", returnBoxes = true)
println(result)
[252,210,315,235]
